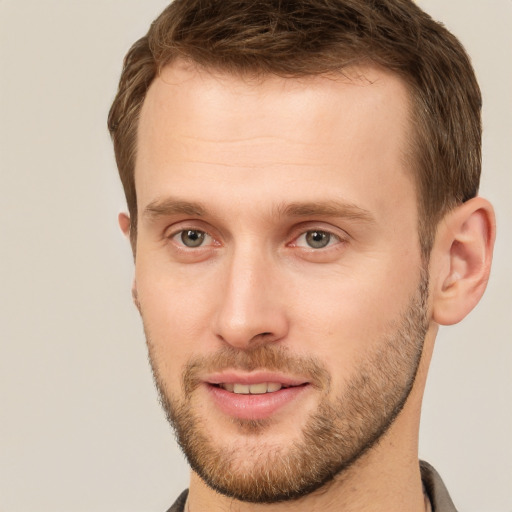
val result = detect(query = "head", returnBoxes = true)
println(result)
[108,0,482,259]
[108,0,494,506]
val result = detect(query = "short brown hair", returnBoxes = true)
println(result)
[108,0,481,256]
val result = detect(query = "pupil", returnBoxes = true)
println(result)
[182,230,205,247]
[306,231,330,248]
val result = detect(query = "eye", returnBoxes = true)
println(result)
[173,229,212,248]
[294,230,341,249]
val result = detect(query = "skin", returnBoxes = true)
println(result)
[120,61,495,512]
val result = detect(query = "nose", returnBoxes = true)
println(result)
[213,248,289,349]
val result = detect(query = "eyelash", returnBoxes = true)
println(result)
[166,225,346,252]
[290,230,343,250]
[168,228,217,249]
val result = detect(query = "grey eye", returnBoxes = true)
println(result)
[305,231,331,249]
[181,230,206,247]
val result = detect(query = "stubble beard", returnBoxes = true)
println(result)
[144,270,429,504]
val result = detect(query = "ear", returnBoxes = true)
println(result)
[118,212,140,312]
[430,197,495,325]
[118,212,131,238]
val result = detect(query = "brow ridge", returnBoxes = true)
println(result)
[143,198,207,219]
[276,200,375,223]
[142,197,374,224]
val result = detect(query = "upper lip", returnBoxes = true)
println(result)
[204,371,309,387]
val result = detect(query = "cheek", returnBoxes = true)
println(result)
[135,264,219,382]
[289,256,422,376]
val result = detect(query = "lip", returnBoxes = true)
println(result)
[203,371,311,421]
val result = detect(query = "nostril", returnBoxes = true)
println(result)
[252,332,276,342]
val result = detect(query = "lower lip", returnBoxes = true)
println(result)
[206,384,310,421]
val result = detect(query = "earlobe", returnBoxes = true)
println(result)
[431,197,495,326]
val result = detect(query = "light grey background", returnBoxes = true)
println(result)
[0,1,510,511]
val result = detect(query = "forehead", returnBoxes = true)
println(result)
[135,61,415,217]
[138,61,412,145]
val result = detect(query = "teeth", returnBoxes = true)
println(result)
[233,383,250,394]
[220,382,283,394]
[247,383,267,394]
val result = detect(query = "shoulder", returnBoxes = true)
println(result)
[164,489,189,512]
[420,460,458,512]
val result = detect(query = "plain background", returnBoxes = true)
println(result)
[0,1,510,511]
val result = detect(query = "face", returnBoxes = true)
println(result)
[132,62,430,503]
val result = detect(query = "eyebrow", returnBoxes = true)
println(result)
[276,201,375,223]
[142,197,374,224]
[143,198,207,219]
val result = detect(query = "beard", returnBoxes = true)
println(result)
[144,270,429,504]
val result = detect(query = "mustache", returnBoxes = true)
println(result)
[182,345,331,395]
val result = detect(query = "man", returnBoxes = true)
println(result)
[108,1,495,510]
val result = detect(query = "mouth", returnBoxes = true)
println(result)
[204,373,311,420]
[214,382,300,394]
